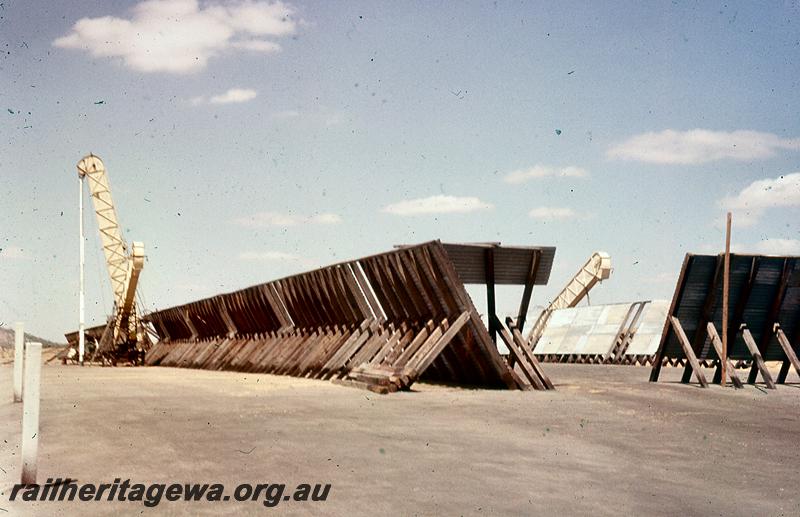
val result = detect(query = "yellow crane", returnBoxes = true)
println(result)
[71,154,146,364]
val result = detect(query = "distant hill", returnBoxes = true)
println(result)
[0,326,66,348]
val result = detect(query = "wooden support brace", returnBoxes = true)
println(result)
[496,324,544,390]
[774,324,800,382]
[515,250,541,333]
[706,322,743,389]
[484,248,497,344]
[218,302,238,338]
[182,309,200,341]
[669,316,708,387]
[510,326,554,390]
[403,312,470,381]
[741,326,776,389]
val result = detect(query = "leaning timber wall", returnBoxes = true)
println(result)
[144,241,532,393]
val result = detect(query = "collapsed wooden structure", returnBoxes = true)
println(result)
[650,253,800,388]
[143,241,556,393]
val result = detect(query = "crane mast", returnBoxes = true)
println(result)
[77,154,145,360]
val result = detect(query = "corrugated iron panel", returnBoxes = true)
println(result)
[655,254,800,364]
[440,243,555,285]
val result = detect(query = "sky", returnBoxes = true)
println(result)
[1,0,799,341]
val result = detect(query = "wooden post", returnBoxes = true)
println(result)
[515,250,541,332]
[707,322,743,388]
[21,342,42,484]
[741,327,776,389]
[484,248,497,344]
[721,212,731,386]
[774,324,800,381]
[670,316,709,387]
[13,321,24,402]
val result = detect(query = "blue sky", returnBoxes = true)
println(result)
[1,0,799,340]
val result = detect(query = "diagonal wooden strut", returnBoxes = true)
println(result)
[706,322,743,388]
[774,324,800,382]
[670,316,708,387]
[741,326,776,389]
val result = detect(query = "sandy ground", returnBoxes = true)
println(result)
[1,362,799,516]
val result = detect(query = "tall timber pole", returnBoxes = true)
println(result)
[79,173,85,365]
[722,212,731,386]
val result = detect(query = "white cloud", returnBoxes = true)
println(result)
[234,211,342,227]
[503,165,588,184]
[382,195,493,216]
[0,246,26,260]
[230,39,281,53]
[53,0,297,74]
[190,87,258,105]
[528,207,578,221]
[607,129,800,164]
[210,88,257,104]
[718,172,800,227]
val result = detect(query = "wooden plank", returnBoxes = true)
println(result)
[361,259,401,322]
[384,322,431,366]
[352,262,385,322]
[774,325,800,381]
[496,323,545,390]
[346,329,395,374]
[333,266,364,324]
[485,247,497,344]
[706,322,743,388]
[396,252,437,316]
[650,254,693,382]
[510,326,554,389]
[343,264,375,320]
[395,324,443,368]
[404,312,470,380]
[516,250,541,332]
[669,316,708,387]
[381,255,421,320]
[722,212,731,386]
[371,326,413,367]
[741,327,776,389]
[331,378,391,394]
[319,324,374,379]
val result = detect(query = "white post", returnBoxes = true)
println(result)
[13,322,24,402]
[79,176,85,365]
[21,342,42,484]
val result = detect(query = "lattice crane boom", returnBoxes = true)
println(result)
[526,251,612,346]
[77,154,144,348]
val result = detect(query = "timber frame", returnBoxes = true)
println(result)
[142,241,556,393]
[650,253,800,388]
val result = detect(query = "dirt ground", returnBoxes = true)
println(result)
[1,362,799,516]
